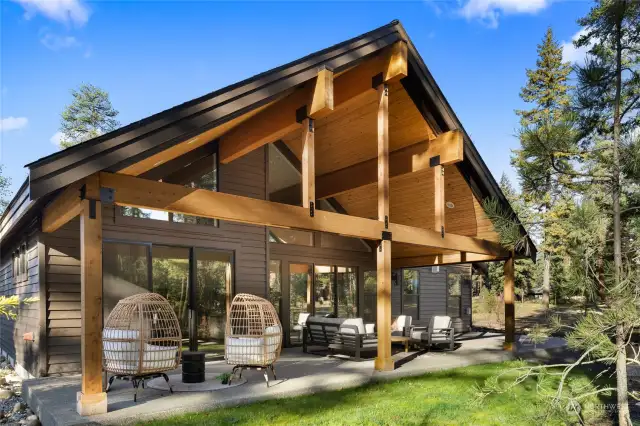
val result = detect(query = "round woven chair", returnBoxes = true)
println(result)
[103,293,182,398]
[225,293,282,386]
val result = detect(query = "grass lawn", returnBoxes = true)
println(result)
[139,361,613,426]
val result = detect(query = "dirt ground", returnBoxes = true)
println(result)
[472,298,585,333]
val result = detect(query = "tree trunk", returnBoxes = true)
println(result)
[616,323,632,426]
[612,4,624,286]
[542,252,551,309]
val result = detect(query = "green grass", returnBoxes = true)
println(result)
[138,361,613,426]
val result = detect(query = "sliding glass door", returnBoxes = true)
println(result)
[289,263,312,344]
[314,265,335,317]
[103,241,233,356]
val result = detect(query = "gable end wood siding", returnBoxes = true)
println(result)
[0,224,43,377]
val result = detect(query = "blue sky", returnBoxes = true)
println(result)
[0,0,592,198]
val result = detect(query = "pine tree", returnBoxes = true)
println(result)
[512,28,573,309]
[0,165,11,215]
[59,83,120,149]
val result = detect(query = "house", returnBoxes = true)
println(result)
[0,20,534,415]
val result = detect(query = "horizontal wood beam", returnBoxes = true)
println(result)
[100,172,507,256]
[219,42,408,164]
[270,130,464,202]
[42,181,84,233]
[392,252,508,269]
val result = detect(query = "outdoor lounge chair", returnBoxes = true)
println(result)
[303,316,345,353]
[292,312,310,343]
[410,315,455,351]
[329,318,377,361]
[391,315,412,337]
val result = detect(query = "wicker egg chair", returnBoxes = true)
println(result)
[103,293,182,399]
[225,293,282,386]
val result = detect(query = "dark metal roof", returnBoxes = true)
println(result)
[12,19,534,258]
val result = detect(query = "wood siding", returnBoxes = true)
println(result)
[0,224,43,377]
[392,264,472,332]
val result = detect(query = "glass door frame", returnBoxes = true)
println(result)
[102,238,235,353]
[270,256,361,346]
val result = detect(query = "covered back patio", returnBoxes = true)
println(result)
[18,21,535,417]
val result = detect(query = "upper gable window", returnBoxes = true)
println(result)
[122,152,218,227]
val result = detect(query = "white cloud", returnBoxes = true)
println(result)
[13,0,90,26]
[561,28,593,65]
[40,31,79,51]
[0,117,28,132]
[460,0,551,28]
[50,131,64,146]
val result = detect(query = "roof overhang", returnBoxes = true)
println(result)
[6,20,535,259]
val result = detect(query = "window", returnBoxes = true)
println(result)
[122,152,218,226]
[268,228,313,246]
[268,260,282,316]
[336,267,357,318]
[13,243,28,281]
[363,271,377,323]
[314,265,335,317]
[447,273,463,318]
[102,241,232,355]
[402,269,420,319]
[320,233,370,252]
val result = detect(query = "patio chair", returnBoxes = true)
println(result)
[391,315,412,337]
[410,315,455,351]
[303,316,344,354]
[292,313,310,343]
[329,318,377,361]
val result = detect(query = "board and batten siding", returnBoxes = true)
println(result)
[392,264,472,333]
[0,224,44,378]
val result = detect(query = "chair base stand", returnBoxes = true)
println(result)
[105,373,173,402]
[229,364,277,387]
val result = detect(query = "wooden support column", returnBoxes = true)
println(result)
[503,252,515,351]
[77,176,107,416]
[301,117,315,209]
[434,164,445,236]
[375,82,394,372]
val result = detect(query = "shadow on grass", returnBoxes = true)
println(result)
[141,361,615,426]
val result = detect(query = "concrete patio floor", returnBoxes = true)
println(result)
[22,331,569,426]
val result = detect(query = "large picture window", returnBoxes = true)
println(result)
[121,151,219,226]
[402,269,420,319]
[363,271,377,323]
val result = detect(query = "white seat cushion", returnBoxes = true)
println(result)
[396,315,412,330]
[340,318,365,335]
[365,323,375,334]
[433,316,452,330]
[297,313,310,326]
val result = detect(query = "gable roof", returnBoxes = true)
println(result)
[8,20,535,258]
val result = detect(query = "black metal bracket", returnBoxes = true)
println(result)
[384,215,389,229]
[88,199,97,220]
[79,184,86,200]
[296,105,308,124]
[430,155,441,167]
[372,72,384,89]
[309,201,315,217]
[100,187,115,204]
[382,231,392,241]
[441,226,445,239]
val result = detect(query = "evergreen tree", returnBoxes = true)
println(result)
[59,83,120,149]
[0,165,11,215]
[512,27,573,309]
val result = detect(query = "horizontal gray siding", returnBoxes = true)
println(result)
[392,264,472,333]
[44,219,81,375]
[0,226,43,377]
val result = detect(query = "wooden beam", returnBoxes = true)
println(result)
[301,118,315,209]
[503,252,515,351]
[270,130,464,202]
[375,82,394,372]
[42,181,84,233]
[99,172,506,255]
[309,68,334,118]
[392,252,508,269]
[434,165,445,235]
[77,174,107,415]
[220,42,408,164]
